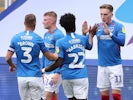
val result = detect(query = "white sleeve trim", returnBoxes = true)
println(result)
[8,47,15,52]
[109,32,113,37]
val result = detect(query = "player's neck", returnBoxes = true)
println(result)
[48,25,57,33]
[106,19,112,25]
[25,27,35,31]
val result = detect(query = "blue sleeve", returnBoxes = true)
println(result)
[38,36,48,53]
[111,25,126,46]
[56,39,64,58]
[85,35,92,50]
[9,35,17,52]
[41,55,45,68]
[53,39,64,74]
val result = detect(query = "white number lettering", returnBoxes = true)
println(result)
[21,47,32,63]
[68,52,84,69]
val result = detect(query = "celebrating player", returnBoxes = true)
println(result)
[5,13,57,100]
[42,11,64,100]
[41,13,94,100]
[82,4,126,100]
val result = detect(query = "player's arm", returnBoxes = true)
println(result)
[43,51,58,61]
[83,23,98,50]
[111,26,126,46]
[42,39,63,73]
[88,24,98,46]
[82,21,89,36]
[39,36,58,61]
[82,21,98,36]
[87,34,93,50]
[5,50,16,72]
[41,55,45,68]
[42,57,63,73]
[103,23,125,46]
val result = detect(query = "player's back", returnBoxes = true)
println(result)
[56,33,89,80]
[11,30,47,77]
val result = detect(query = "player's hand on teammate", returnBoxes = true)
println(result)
[51,73,60,84]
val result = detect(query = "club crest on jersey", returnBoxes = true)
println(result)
[109,27,114,33]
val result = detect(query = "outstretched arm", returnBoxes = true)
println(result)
[88,24,98,45]
[82,21,98,50]
[42,57,63,73]
[43,51,58,61]
[82,21,98,36]
[103,23,125,46]
[82,21,90,36]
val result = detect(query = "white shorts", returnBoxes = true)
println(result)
[17,77,44,100]
[62,78,88,99]
[44,73,62,94]
[97,64,124,89]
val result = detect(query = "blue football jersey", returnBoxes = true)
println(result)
[96,20,126,66]
[56,33,92,80]
[42,28,64,74]
[8,30,48,77]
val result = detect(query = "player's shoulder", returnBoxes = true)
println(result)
[112,20,124,27]
[29,31,44,42]
[56,37,64,47]
[75,33,86,39]
[32,31,42,37]
[56,36,66,44]
[54,29,64,40]
[12,31,25,39]
[44,31,49,36]
[54,28,64,35]
[57,36,65,42]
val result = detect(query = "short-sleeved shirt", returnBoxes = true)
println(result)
[42,28,64,74]
[56,33,92,80]
[8,30,48,77]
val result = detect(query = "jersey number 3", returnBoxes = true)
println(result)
[21,47,32,63]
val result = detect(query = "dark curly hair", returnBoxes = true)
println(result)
[59,13,76,33]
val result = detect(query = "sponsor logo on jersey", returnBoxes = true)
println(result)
[56,47,59,53]
[69,39,81,44]
[99,35,112,40]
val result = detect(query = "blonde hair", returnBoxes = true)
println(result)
[44,11,57,22]
[100,4,113,12]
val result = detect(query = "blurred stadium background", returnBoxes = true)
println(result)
[0,0,15,12]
